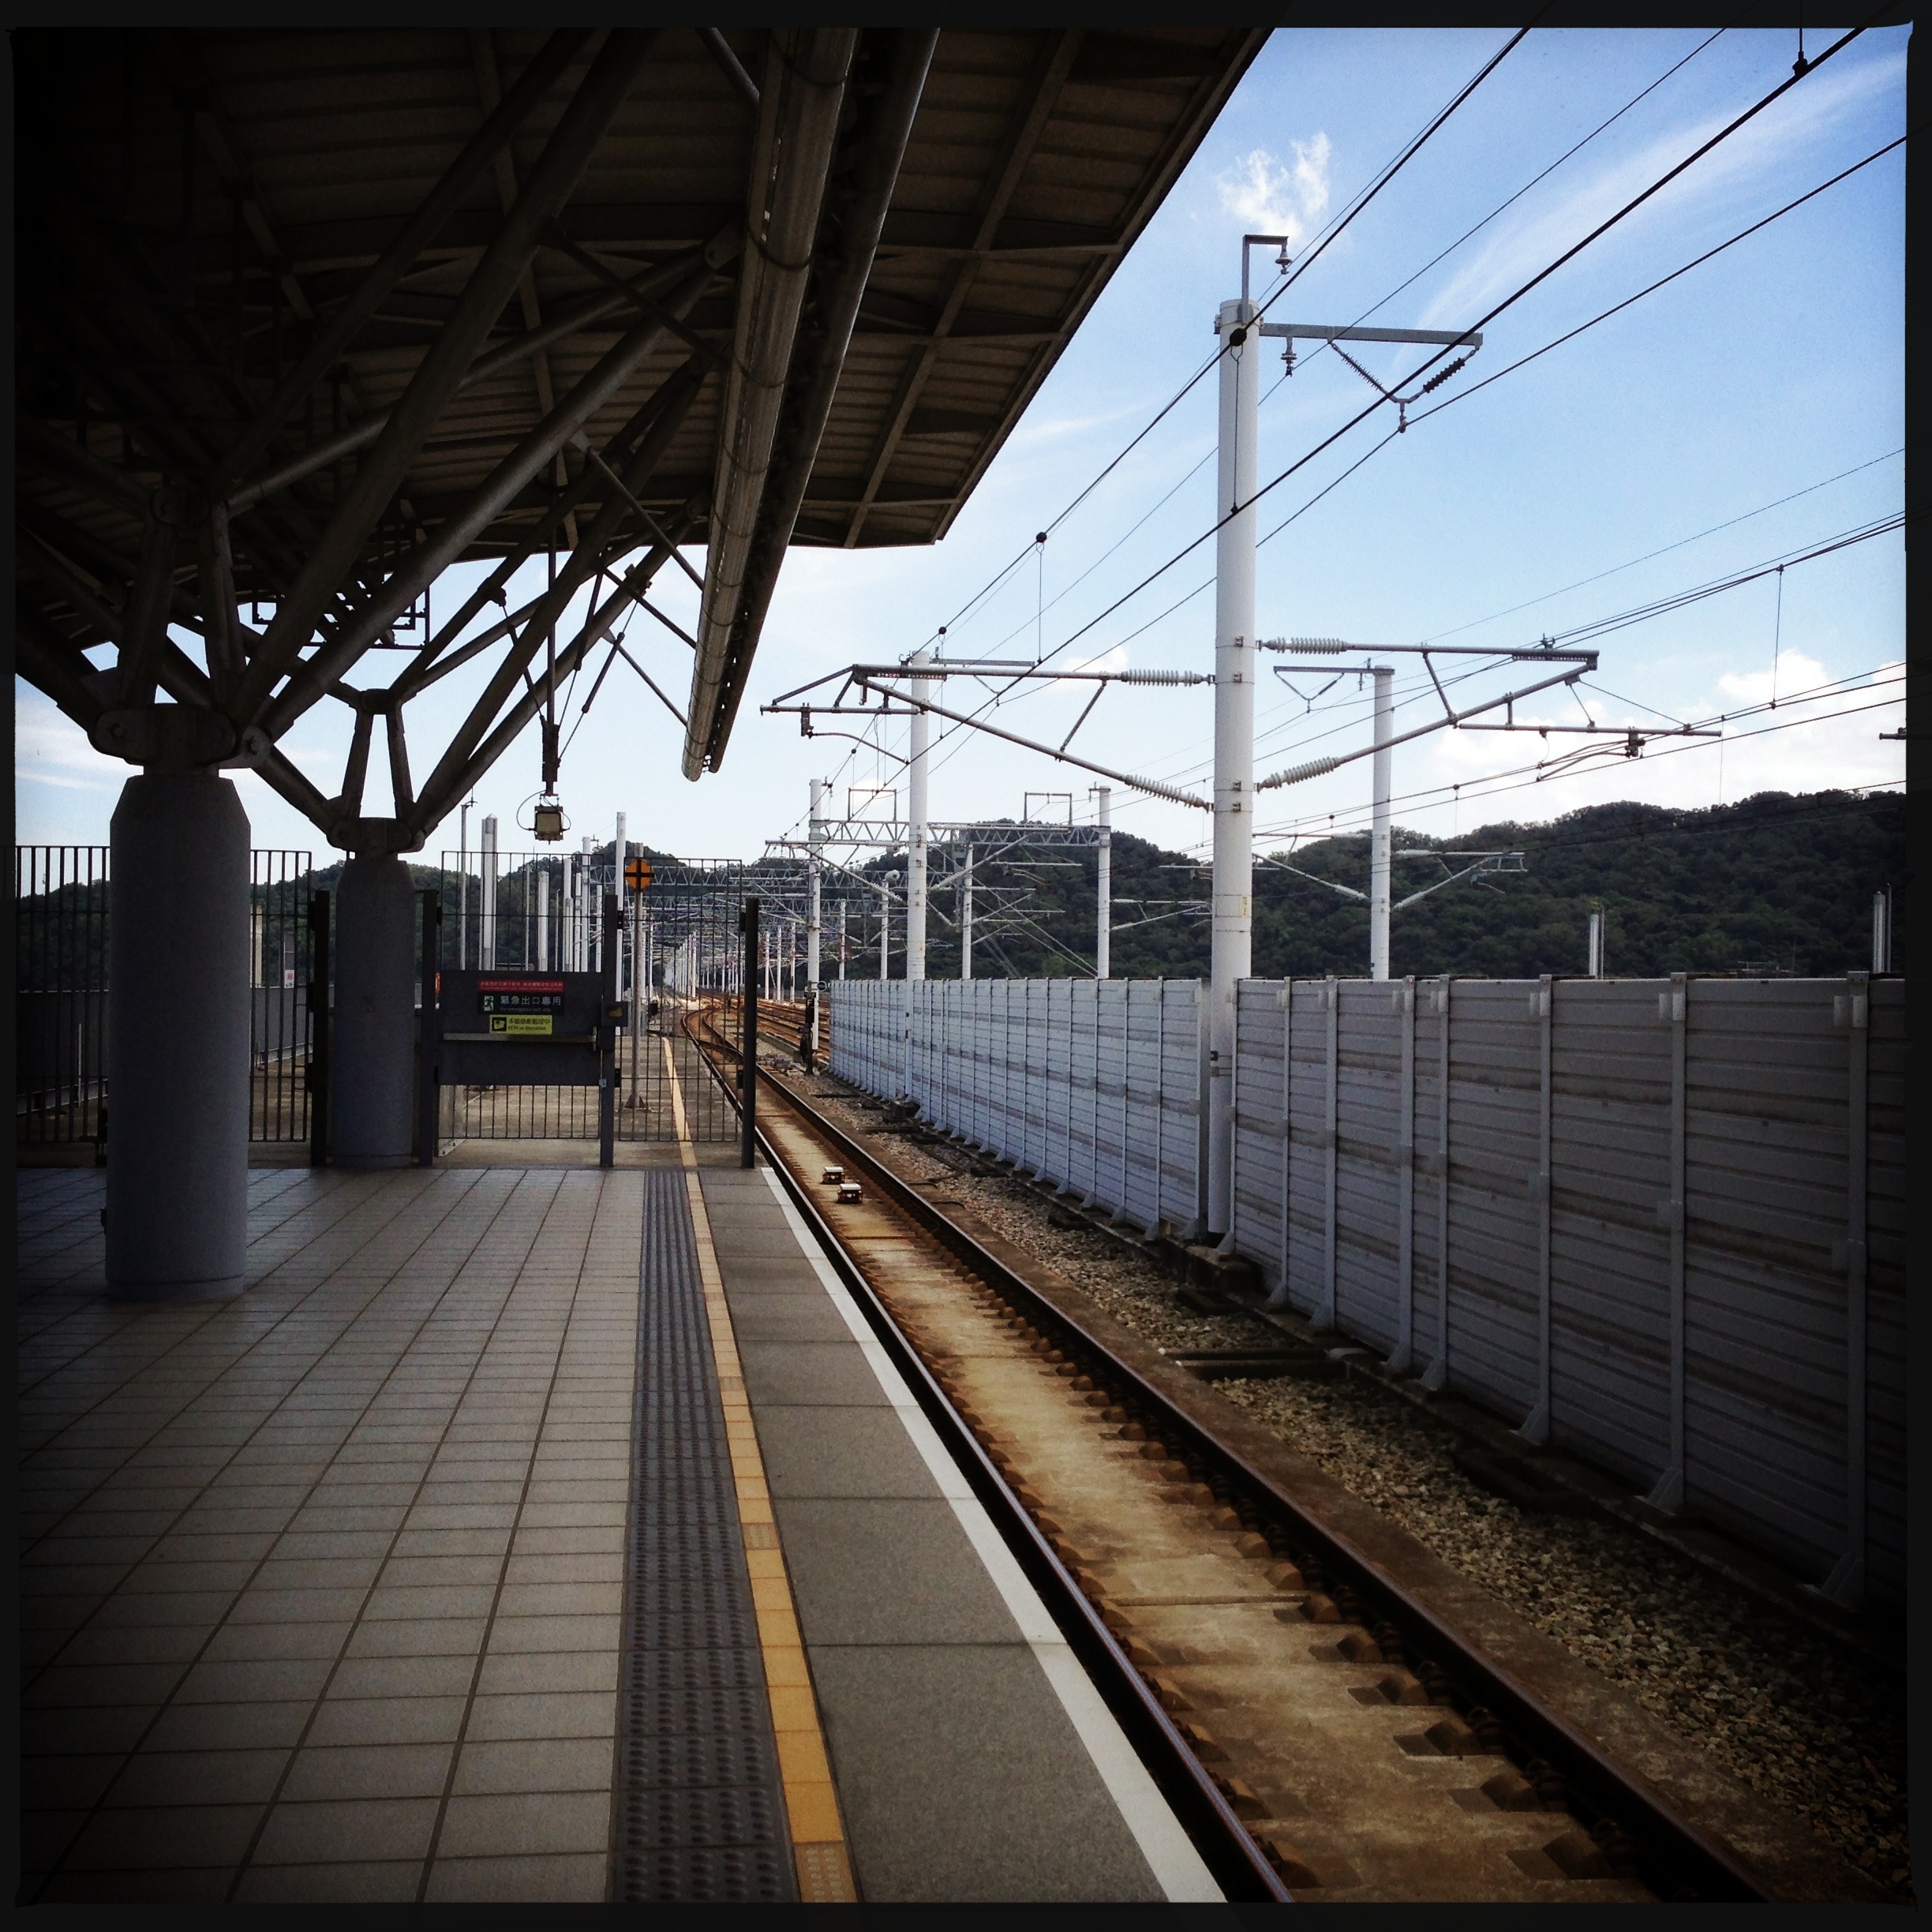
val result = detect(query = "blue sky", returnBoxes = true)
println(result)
[17,26,1908,871]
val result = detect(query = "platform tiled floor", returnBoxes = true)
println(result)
[18,1165,641,1902]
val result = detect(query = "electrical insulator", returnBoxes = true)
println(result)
[1420,356,1466,395]
[1258,754,1345,790]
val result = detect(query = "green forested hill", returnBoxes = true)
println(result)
[13,796,1902,988]
[880,789,1906,982]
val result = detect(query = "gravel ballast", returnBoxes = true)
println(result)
[802,1081,1911,1902]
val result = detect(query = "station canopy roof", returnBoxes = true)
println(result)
[14,27,1266,837]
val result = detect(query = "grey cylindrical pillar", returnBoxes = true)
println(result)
[106,773,252,1301]
[331,853,418,1168]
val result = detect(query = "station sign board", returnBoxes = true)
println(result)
[435,969,612,1085]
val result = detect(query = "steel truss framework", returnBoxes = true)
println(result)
[15,27,1265,844]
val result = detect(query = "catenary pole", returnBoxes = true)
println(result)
[1369,667,1394,981]
[1209,293,1260,1237]
[906,646,932,980]
[480,815,499,969]
[807,778,824,1058]
[458,796,472,967]
[1095,785,1112,979]
[960,845,974,981]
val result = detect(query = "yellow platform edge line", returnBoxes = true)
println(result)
[676,1110,858,1904]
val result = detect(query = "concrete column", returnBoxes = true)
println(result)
[106,773,251,1301]
[331,852,418,1168]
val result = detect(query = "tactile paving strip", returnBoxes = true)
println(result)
[613,1170,796,1901]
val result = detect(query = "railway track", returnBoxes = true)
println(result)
[684,1002,1773,1904]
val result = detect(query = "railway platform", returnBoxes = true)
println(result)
[16,1148,1214,1904]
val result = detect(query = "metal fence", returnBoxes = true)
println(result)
[249,851,316,1142]
[432,853,740,1144]
[829,972,1905,1608]
[835,977,1204,1234]
[15,846,110,1145]
[16,845,316,1148]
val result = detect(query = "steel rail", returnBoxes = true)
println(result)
[683,1008,1290,1904]
[693,1017,1775,1905]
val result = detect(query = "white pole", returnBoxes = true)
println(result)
[907,647,932,981]
[837,897,847,980]
[1872,888,1890,973]
[879,882,890,982]
[1208,293,1259,1235]
[580,835,595,972]
[1095,786,1112,979]
[960,845,974,981]
[537,865,549,972]
[1588,907,1604,979]
[613,814,627,994]
[807,778,824,1052]
[1368,667,1394,982]
[480,815,499,969]
[458,797,471,968]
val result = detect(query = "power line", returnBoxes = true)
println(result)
[1259,662,1904,835]
[1408,129,1911,432]
[1343,22,1736,331]
[911,27,1540,692]
[942,24,1709,688]
[991,494,1908,800]
[1252,21,1544,317]
[998,147,1904,707]
[1020,20,1881,672]
[871,27,1896,847]
[1253,669,1904,841]
[1418,447,1904,647]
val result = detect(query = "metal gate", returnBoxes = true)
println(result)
[16,845,315,1149]
[432,850,742,1144]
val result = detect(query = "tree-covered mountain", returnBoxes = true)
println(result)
[16,794,1904,990]
[854,789,1905,982]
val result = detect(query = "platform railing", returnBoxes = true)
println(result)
[15,844,316,1148]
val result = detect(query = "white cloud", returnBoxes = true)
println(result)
[13,698,119,788]
[1216,135,1333,247]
